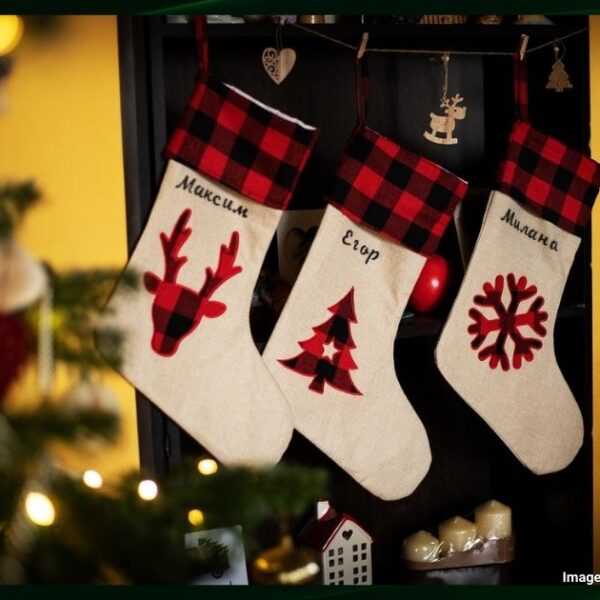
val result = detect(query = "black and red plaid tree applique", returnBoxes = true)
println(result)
[143,208,242,357]
[468,273,548,371]
[279,287,362,395]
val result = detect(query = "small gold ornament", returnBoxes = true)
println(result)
[546,42,573,93]
[251,535,320,585]
[424,53,467,145]
[262,20,296,85]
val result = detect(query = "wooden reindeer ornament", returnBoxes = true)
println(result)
[424,53,467,146]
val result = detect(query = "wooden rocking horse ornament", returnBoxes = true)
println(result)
[424,53,467,146]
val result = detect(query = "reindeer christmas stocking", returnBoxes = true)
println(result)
[262,126,468,499]
[436,117,600,474]
[100,74,317,465]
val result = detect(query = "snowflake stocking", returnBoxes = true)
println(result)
[436,119,600,474]
[100,74,317,465]
[263,126,468,499]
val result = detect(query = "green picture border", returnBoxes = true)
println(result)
[3,2,599,596]
[3,1,600,15]
[3,585,600,598]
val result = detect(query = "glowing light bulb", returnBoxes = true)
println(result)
[0,16,24,57]
[197,458,218,476]
[82,470,103,489]
[25,492,55,526]
[137,479,158,501]
[188,509,205,526]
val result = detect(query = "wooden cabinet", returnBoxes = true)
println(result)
[117,16,592,583]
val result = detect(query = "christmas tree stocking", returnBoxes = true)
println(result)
[262,126,468,499]
[100,74,318,465]
[436,66,600,473]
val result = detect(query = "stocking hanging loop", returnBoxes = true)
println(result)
[194,15,209,74]
[513,34,529,122]
[355,32,369,126]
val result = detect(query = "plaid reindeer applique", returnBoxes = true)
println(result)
[143,208,242,357]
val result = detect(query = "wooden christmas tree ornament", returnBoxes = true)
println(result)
[424,53,467,145]
[546,42,573,93]
[262,20,296,85]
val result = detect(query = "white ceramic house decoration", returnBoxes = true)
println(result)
[298,500,373,585]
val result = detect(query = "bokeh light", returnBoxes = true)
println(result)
[137,479,158,501]
[82,470,103,489]
[0,16,24,57]
[197,458,218,476]
[25,492,55,526]
[187,509,205,526]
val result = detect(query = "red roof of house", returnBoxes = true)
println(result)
[298,505,372,551]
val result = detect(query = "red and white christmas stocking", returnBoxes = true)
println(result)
[263,125,468,499]
[100,73,318,465]
[436,54,600,474]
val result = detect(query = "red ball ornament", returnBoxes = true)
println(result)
[408,255,451,314]
[0,313,30,401]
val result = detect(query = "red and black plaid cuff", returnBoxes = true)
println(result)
[496,121,600,236]
[165,74,318,210]
[327,126,468,256]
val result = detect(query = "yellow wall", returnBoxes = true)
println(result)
[0,16,138,478]
[591,16,600,574]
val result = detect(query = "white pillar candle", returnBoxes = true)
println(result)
[403,530,442,563]
[474,499,512,540]
[438,516,478,553]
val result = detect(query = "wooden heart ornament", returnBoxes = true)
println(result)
[262,47,296,85]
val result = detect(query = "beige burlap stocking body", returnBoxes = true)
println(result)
[263,126,468,499]
[436,120,600,474]
[100,74,318,465]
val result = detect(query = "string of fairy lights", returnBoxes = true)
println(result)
[24,457,219,528]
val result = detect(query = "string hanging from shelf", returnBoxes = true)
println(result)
[285,21,588,58]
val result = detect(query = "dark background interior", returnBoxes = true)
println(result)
[117,15,592,584]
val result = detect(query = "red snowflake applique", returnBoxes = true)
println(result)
[468,273,548,371]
